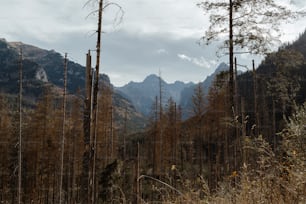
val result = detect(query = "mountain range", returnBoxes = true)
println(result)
[116,63,229,118]
[116,75,194,116]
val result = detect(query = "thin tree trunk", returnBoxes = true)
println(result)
[91,100,99,204]
[71,124,77,204]
[272,99,276,150]
[153,96,158,175]
[158,72,163,174]
[253,60,259,136]
[241,98,247,164]
[123,106,127,160]
[229,0,234,109]
[59,53,68,204]
[89,0,104,203]
[110,105,114,160]
[18,49,22,204]
[136,142,140,204]
[82,50,92,203]
[234,57,240,172]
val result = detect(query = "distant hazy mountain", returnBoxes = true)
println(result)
[116,63,229,118]
[179,62,229,118]
[116,74,194,116]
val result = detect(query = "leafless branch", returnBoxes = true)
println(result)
[84,1,124,28]
[103,2,125,27]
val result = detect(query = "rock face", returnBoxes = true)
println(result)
[0,39,49,96]
[35,67,48,82]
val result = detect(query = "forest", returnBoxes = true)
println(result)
[1,0,306,203]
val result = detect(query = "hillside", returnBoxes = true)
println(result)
[0,38,145,131]
[179,62,229,118]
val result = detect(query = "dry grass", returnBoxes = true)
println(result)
[155,104,306,204]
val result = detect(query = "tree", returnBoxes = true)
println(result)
[163,97,179,170]
[82,1,123,203]
[27,87,60,203]
[263,49,304,147]
[191,83,206,173]
[198,0,305,107]
[192,83,206,117]
[18,49,22,204]
[67,94,84,204]
[205,71,232,187]
[59,53,68,204]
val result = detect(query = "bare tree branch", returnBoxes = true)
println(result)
[198,0,306,55]
[84,0,124,28]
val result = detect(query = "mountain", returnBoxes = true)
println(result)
[0,39,51,100]
[7,40,99,93]
[179,62,229,118]
[116,74,194,116]
[0,38,145,131]
[116,63,229,118]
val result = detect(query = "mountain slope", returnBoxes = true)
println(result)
[179,62,229,118]
[8,41,93,93]
[0,39,50,100]
[236,30,306,138]
[0,38,145,130]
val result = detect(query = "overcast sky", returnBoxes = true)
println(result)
[1,0,306,86]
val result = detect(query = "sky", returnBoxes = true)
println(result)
[1,0,306,87]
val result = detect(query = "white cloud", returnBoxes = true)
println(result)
[177,54,191,61]
[177,54,216,69]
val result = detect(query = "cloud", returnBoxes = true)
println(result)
[0,0,305,87]
[177,54,216,69]
[109,0,206,39]
[177,54,191,61]
[97,31,222,86]
[0,0,97,43]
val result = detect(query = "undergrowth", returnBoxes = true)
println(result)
[148,103,306,204]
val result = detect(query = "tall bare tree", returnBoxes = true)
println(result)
[82,1,124,203]
[59,53,68,204]
[18,49,22,204]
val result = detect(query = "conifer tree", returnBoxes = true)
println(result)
[198,0,305,108]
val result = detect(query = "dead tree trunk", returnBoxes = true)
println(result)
[82,50,93,203]
[89,0,104,203]
[18,48,22,204]
[59,53,68,204]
